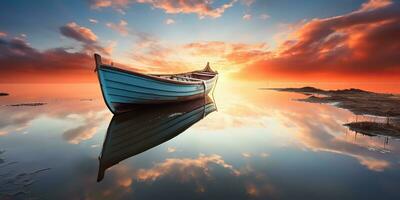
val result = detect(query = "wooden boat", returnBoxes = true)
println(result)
[94,54,218,114]
[97,97,217,181]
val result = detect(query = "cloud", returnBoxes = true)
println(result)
[136,0,237,19]
[243,14,251,20]
[0,33,120,83]
[128,38,269,74]
[88,0,131,14]
[60,22,97,43]
[241,0,255,6]
[260,14,269,20]
[165,18,175,25]
[60,22,112,55]
[0,32,7,37]
[89,0,113,8]
[89,18,99,24]
[0,37,90,73]
[241,153,251,158]
[0,41,92,82]
[184,41,269,65]
[360,0,392,11]
[236,0,400,81]
[106,20,129,36]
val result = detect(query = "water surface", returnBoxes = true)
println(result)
[1,82,400,200]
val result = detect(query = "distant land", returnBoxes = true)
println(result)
[7,103,46,107]
[266,86,400,138]
[266,86,400,117]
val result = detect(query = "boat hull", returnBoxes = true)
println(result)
[97,66,217,114]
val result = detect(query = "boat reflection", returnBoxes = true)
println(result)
[97,96,217,182]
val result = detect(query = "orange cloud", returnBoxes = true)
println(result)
[0,32,7,37]
[360,0,392,11]
[89,0,113,8]
[106,20,129,36]
[236,0,400,82]
[127,39,269,74]
[89,0,131,13]
[136,0,237,19]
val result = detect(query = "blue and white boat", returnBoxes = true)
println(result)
[94,54,218,114]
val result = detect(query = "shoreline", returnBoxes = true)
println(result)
[269,86,400,138]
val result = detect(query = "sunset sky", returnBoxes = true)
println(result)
[0,0,399,83]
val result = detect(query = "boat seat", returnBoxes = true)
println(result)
[192,72,215,77]
[174,75,204,81]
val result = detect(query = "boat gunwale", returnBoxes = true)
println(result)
[100,65,217,86]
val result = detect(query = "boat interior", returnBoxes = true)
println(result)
[152,71,217,83]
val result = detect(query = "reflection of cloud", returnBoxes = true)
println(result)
[63,124,97,144]
[246,183,277,198]
[136,154,240,182]
[167,147,176,153]
[0,91,110,143]
[260,153,269,158]
[278,99,395,172]
[242,153,251,158]
[358,157,390,172]
[62,111,109,144]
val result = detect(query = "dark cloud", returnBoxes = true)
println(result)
[0,37,95,83]
[60,22,112,55]
[237,0,400,81]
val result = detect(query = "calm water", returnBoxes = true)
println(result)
[1,81,400,200]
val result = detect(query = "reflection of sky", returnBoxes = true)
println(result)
[1,82,400,199]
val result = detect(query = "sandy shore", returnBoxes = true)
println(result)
[268,87,400,138]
